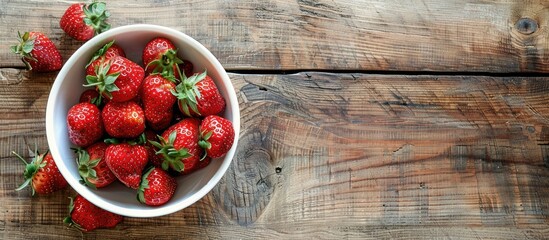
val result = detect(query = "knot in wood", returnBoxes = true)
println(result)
[515,18,538,35]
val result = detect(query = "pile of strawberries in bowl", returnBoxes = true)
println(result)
[46,24,240,219]
[67,36,235,204]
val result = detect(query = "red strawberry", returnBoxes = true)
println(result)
[85,56,145,103]
[137,167,177,206]
[199,115,235,158]
[144,130,164,168]
[79,89,101,106]
[10,31,62,72]
[102,101,145,138]
[195,155,211,171]
[146,110,173,132]
[149,118,203,173]
[75,142,116,188]
[105,143,148,189]
[60,2,110,41]
[178,60,194,79]
[86,40,126,77]
[142,37,183,79]
[67,102,104,147]
[141,74,177,131]
[173,71,226,117]
[181,155,211,175]
[64,195,123,232]
[13,149,67,195]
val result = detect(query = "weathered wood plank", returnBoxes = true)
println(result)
[1,0,549,72]
[1,69,548,238]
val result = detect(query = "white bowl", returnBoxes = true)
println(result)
[46,24,240,217]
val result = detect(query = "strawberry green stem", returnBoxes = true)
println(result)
[84,60,120,99]
[171,70,207,116]
[146,49,184,80]
[137,166,154,204]
[12,149,47,196]
[198,140,211,150]
[83,2,111,36]
[148,131,190,172]
[64,197,85,231]
[12,151,28,165]
[74,148,99,189]
[10,31,37,70]
[86,40,114,68]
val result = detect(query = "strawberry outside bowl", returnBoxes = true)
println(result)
[45,24,240,217]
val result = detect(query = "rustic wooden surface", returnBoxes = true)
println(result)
[1,0,549,239]
[2,0,549,72]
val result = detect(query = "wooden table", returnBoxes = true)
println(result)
[1,1,549,239]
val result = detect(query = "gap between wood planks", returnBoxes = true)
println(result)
[4,66,549,78]
[228,69,549,78]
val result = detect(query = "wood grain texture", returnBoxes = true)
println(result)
[1,70,548,239]
[1,0,549,72]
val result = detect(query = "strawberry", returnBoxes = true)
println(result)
[75,142,116,189]
[137,167,177,206]
[85,56,145,103]
[64,195,123,232]
[67,102,104,147]
[105,143,148,189]
[149,118,203,173]
[199,115,235,159]
[195,155,211,172]
[102,101,145,138]
[144,130,164,168]
[10,31,62,72]
[172,71,226,117]
[13,149,67,195]
[141,74,177,131]
[178,59,194,79]
[85,40,126,77]
[79,89,103,106]
[181,155,211,175]
[145,110,173,132]
[60,2,110,41]
[142,37,183,79]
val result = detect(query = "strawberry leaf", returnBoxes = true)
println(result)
[64,197,85,232]
[83,2,111,36]
[86,60,120,98]
[22,40,34,54]
[198,140,212,150]
[11,31,37,71]
[202,131,213,141]
[86,40,115,68]
[89,169,97,178]
[105,84,120,92]
[12,149,45,196]
[146,49,183,80]
[171,70,208,117]
[88,158,100,169]
[137,167,154,204]
[104,75,118,85]
[75,148,98,189]
[104,138,120,144]
[15,179,32,192]
[168,131,177,144]
[12,150,28,165]
[152,131,191,172]
[161,161,169,171]
[90,95,102,106]
[178,101,192,117]
[148,140,163,149]
[173,160,185,172]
